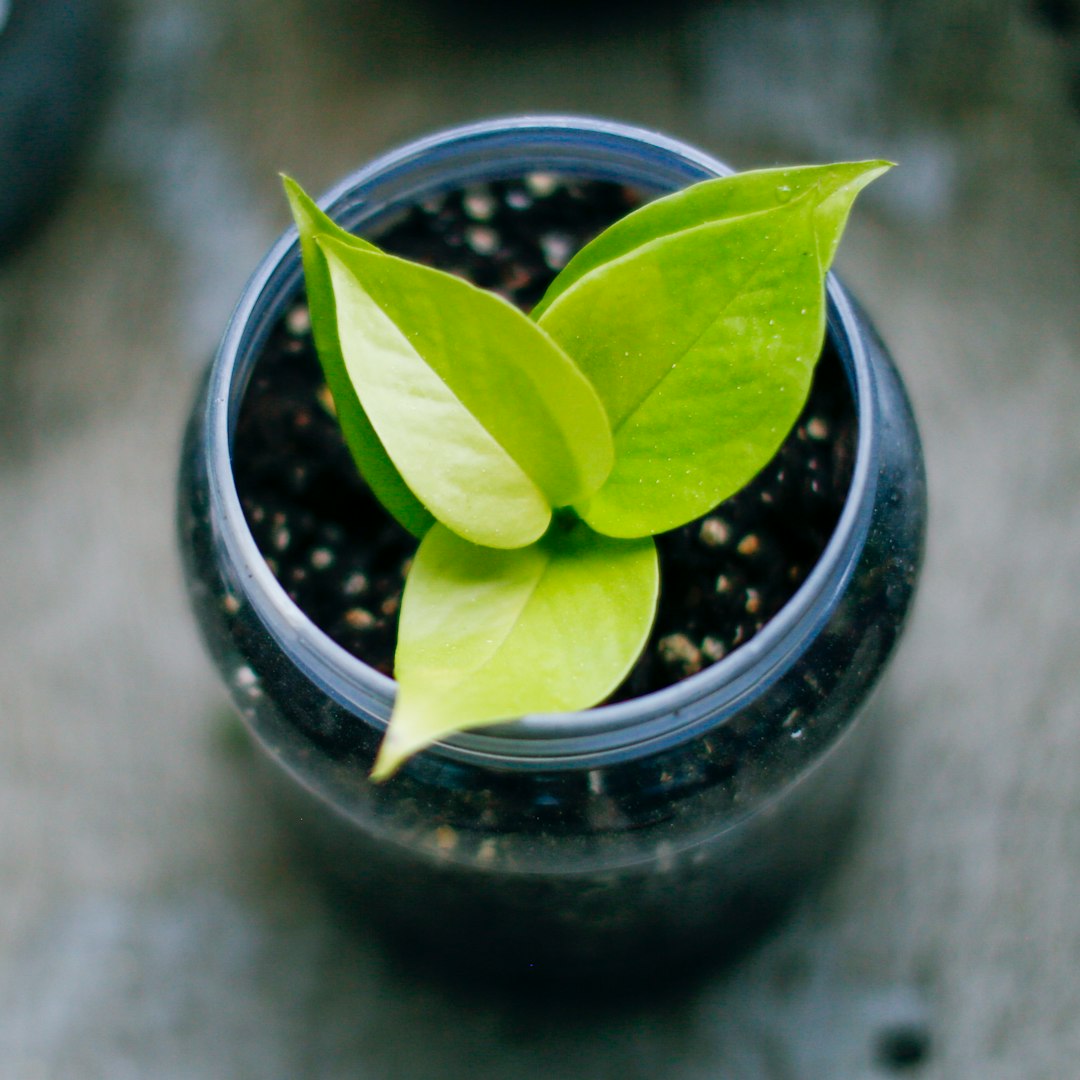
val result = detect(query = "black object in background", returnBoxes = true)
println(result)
[0,0,116,258]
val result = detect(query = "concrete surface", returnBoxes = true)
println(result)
[1,0,1078,1076]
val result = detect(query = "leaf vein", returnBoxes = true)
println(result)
[612,235,794,437]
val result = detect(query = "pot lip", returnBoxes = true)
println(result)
[205,114,879,768]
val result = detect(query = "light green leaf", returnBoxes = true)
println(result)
[372,520,659,779]
[538,166,886,538]
[318,235,613,549]
[531,162,892,318]
[283,176,433,538]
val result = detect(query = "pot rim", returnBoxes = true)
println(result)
[205,114,879,768]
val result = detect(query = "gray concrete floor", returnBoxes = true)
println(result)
[2,0,1079,1076]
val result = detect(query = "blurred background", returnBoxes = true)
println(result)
[1,0,1078,1076]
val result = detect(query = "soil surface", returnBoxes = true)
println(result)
[232,176,856,699]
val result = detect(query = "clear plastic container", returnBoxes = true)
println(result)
[178,117,926,981]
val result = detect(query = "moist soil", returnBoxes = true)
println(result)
[233,176,856,701]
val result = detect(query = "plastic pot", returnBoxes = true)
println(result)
[178,116,926,982]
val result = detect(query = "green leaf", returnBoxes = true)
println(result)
[318,235,613,549]
[537,165,887,538]
[531,162,892,318]
[372,520,659,779]
[283,176,434,538]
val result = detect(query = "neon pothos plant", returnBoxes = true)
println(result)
[283,160,890,779]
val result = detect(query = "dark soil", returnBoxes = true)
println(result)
[233,176,856,699]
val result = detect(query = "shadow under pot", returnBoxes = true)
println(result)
[178,116,926,983]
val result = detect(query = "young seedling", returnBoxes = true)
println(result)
[283,160,890,778]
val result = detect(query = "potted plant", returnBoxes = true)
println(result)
[178,116,926,982]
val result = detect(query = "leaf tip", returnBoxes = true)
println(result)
[369,698,445,781]
[282,175,327,244]
[845,160,896,195]
[312,231,338,258]
[866,159,896,180]
[370,739,406,783]
[313,232,370,286]
[280,172,307,211]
